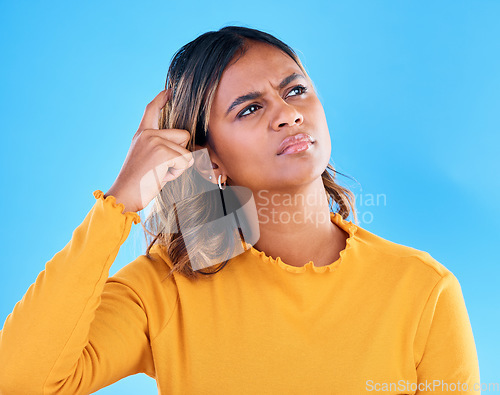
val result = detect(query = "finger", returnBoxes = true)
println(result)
[157,139,195,163]
[166,151,193,170]
[160,150,195,182]
[149,128,191,148]
[138,88,172,131]
[162,165,191,183]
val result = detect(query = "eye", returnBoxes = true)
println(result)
[286,84,308,98]
[237,104,262,118]
[236,85,308,119]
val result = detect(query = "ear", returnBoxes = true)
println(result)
[193,143,226,185]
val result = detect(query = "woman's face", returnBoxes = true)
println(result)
[205,41,331,191]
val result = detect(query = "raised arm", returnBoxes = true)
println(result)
[0,88,195,394]
[0,191,154,394]
[0,191,153,393]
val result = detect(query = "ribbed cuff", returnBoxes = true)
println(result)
[93,190,141,225]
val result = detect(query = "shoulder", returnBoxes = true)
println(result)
[109,244,175,287]
[350,225,469,330]
[352,225,453,283]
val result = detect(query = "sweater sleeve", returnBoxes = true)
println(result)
[0,190,155,395]
[414,272,480,394]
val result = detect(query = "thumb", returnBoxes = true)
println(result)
[138,88,173,131]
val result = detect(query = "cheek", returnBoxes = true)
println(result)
[225,138,265,166]
[309,97,327,123]
[220,122,264,156]
[214,134,248,170]
[218,135,271,184]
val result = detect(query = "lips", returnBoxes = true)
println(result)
[277,133,315,155]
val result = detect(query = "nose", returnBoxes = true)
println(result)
[271,98,304,131]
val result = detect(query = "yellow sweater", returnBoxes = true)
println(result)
[0,190,480,394]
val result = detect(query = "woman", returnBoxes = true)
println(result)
[0,26,480,394]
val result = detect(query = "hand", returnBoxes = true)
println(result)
[104,88,194,213]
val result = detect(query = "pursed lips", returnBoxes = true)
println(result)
[277,133,315,155]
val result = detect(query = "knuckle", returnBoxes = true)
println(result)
[149,135,162,145]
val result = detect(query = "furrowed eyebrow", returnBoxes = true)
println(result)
[225,72,306,116]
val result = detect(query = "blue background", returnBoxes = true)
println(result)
[1,0,498,392]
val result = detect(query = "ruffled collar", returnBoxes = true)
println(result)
[242,212,358,274]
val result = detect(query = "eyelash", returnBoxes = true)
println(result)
[237,85,308,119]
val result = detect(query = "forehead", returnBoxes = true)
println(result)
[225,42,298,77]
[213,42,303,105]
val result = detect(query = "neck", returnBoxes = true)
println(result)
[249,177,348,268]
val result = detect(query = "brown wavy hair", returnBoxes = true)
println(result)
[141,25,358,281]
